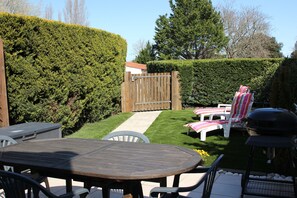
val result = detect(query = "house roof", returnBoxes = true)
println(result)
[125,62,147,70]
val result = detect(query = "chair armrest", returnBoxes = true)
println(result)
[186,167,209,173]
[59,188,89,198]
[172,166,209,189]
[150,187,179,198]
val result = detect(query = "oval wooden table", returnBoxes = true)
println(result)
[0,138,201,197]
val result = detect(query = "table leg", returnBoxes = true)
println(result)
[123,181,143,198]
[66,178,72,192]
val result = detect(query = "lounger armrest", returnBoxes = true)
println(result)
[211,112,230,120]
[217,104,231,108]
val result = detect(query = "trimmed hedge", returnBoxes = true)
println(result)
[270,58,297,112]
[147,59,283,107]
[0,13,127,135]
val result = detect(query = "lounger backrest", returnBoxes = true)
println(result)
[230,92,254,121]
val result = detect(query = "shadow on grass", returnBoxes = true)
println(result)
[183,128,269,172]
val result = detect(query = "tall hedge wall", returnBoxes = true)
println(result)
[0,13,127,135]
[270,58,297,112]
[147,58,283,107]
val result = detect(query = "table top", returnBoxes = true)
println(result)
[0,138,201,181]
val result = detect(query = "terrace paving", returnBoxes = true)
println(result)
[45,172,254,198]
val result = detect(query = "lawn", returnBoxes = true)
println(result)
[144,110,269,171]
[68,112,133,139]
[69,110,275,173]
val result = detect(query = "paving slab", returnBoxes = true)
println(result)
[112,111,162,134]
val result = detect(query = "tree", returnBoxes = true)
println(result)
[63,0,89,26]
[44,3,53,20]
[134,41,156,64]
[219,3,278,58]
[132,39,147,57]
[291,41,297,58]
[236,33,283,58]
[154,0,227,60]
[263,36,283,58]
[0,0,40,16]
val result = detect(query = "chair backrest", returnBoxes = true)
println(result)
[0,170,57,198]
[102,131,150,143]
[0,135,17,171]
[230,92,254,121]
[185,154,223,197]
[200,154,224,197]
[0,135,17,147]
[151,154,224,198]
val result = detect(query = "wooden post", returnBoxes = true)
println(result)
[171,71,182,110]
[0,39,9,127]
[121,72,133,112]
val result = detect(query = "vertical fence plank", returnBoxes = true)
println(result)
[0,39,9,127]
[171,71,182,110]
[121,72,133,112]
[166,73,170,109]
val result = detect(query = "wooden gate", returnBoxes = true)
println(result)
[121,71,182,112]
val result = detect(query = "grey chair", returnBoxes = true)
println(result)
[0,135,50,190]
[150,154,224,198]
[102,130,150,143]
[84,131,165,198]
[0,170,89,198]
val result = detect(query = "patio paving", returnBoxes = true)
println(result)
[42,171,270,197]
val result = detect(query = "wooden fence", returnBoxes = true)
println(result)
[0,39,9,127]
[121,71,182,112]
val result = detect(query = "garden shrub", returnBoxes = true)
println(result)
[148,58,283,107]
[0,13,127,135]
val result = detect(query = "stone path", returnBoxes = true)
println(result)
[112,111,162,134]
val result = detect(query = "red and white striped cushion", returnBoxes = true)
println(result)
[193,85,250,116]
[185,120,228,132]
[193,107,228,115]
[239,85,250,93]
[230,92,253,120]
[186,92,253,132]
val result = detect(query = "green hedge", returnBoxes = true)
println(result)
[270,58,297,112]
[147,58,283,107]
[0,13,127,135]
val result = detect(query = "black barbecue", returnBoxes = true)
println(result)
[246,107,297,136]
[242,108,297,198]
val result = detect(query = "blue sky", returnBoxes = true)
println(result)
[31,0,297,61]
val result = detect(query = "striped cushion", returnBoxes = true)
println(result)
[239,85,250,93]
[193,85,249,116]
[230,92,253,120]
[193,107,229,115]
[186,92,253,132]
[185,120,228,132]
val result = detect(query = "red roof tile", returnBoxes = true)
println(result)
[125,62,147,70]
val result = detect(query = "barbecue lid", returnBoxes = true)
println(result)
[246,108,297,135]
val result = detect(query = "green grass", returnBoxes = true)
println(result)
[145,110,250,168]
[69,110,271,172]
[67,112,133,139]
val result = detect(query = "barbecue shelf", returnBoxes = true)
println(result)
[241,136,297,198]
